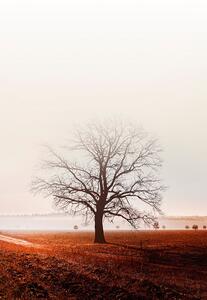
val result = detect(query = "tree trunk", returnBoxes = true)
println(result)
[94,210,106,243]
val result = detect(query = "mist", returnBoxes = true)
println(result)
[0,0,207,216]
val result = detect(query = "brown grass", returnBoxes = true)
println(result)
[0,230,206,299]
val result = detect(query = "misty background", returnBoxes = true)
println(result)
[0,0,207,217]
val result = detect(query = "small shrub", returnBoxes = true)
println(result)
[192,224,198,230]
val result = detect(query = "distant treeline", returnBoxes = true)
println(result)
[0,213,68,217]
[160,216,207,221]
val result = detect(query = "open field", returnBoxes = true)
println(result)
[0,230,207,299]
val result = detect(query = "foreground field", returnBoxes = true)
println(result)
[0,230,206,299]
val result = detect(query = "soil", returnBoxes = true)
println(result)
[0,230,206,299]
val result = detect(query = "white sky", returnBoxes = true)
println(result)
[0,0,207,215]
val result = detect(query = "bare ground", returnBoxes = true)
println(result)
[0,230,206,299]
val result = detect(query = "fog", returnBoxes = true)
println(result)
[0,0,207,216]
[0,215,206,231]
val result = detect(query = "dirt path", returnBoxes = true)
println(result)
[0,234,35,247]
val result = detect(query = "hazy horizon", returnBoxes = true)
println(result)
[1,214,207,231]
[0,0,207,216]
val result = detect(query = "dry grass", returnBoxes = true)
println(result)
[0,230,207,299]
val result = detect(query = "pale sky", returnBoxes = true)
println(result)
[0,0,207,215]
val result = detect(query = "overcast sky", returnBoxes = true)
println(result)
[0,0,207,215]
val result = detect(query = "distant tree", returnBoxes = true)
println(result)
[162,225,166,229]
[185,225,190,229]
[32,121,164,243]
[203,225,206,230]
[192,224,198,230]
[73,225,78,230]
[116,225,120,230]
[153,222,159,230]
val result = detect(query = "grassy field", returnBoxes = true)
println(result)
[0,230,206,299]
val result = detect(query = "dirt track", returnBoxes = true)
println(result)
[0,234,35,247]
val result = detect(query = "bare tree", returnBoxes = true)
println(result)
[32,121,164,243]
